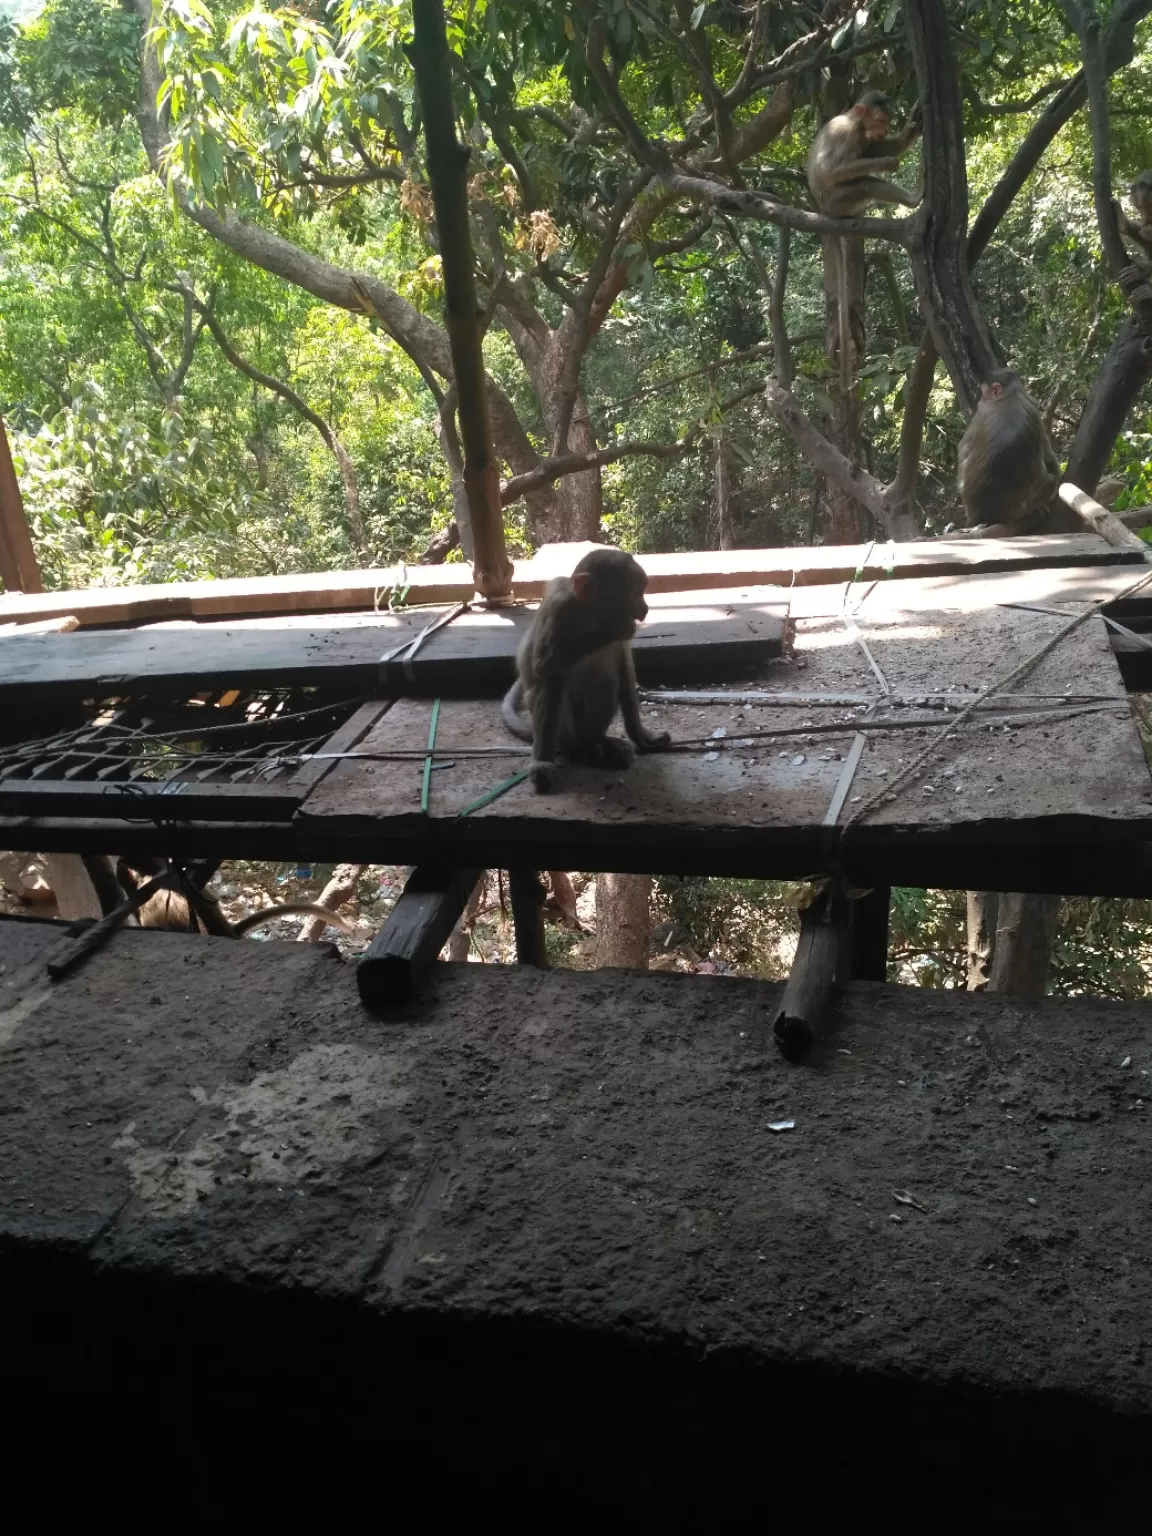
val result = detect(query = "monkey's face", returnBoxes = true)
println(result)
[859,106,890,141]
[981,381,1004,402]
[1130,172,1152,219]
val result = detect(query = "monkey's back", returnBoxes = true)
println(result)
[957,400,1049,524]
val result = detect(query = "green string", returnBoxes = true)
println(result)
[420,697,441,814]
[457,770,530,818]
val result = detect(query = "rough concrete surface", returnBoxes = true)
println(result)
[2,917,1151,1522]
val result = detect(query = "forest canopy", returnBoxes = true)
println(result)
[2,0,1152,590]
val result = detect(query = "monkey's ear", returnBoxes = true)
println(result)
[989,382,1003,399]
[571,571,593,600]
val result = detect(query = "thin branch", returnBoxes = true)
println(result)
[659,172,912,244]
[501,380,763,506]
[176,280,370,561]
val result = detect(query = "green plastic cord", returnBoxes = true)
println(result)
[457,770,530,818]
[420,697,441,814]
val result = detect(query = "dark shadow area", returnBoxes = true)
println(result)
[2,1242,1143,1526]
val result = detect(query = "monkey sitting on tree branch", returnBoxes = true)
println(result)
[806,91,923,396]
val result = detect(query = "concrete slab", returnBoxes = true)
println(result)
[2,919,1150,1519]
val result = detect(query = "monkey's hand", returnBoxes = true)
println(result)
[636,730,672,754]
[529,759,557,793]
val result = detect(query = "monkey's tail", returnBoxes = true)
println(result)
[232,903,355,938]
[501,680,534,742]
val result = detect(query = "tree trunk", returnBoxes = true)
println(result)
[445,870,487,961]
[1065,315,1152,501]
[988,893,1061,998]
[594,874,651,969]
[715,436,734,550]
[903,0,999,409]
[965,890,998,991]
[819,235,866,542]
[296,863,364,943]
[391,0,513,599]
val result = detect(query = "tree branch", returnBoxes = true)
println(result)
[176,281,370,562]
[763,376,891,529]
[659,172,912,243]
[501,380,763,506]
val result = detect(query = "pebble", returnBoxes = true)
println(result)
[1121,1055,1132,1068]
[711,727,727,739]
[703,751,719,763]
[791,754,806,766]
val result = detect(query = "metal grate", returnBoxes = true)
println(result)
[0,686,364,789]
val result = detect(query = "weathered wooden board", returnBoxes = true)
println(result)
[0,594,789,704]
[0,533,1137,628]
[295,608,1152,880]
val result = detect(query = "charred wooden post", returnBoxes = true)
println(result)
[408,0,513,604]
[357,866,483,1010]
[509,868,548,968]
[849,886,890,982]
[773,882,851,1061]
[0,414,42,595]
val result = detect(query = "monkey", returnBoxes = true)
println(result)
[956,369,1061,534]
[1118,169,1152,257]
[501,547,671,794]
[806,91,922,395]
[115,857,353,939]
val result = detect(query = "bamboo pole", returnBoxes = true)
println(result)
[409,0,514,603]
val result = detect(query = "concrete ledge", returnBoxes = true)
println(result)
[1,920,1149,1517]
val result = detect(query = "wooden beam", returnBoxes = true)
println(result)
[409,0,512,603]
[0,599,787,705]
[772,884,851,1061]
[849,886,890,982]
[508,868,548,967]
[356,865,484,1009]
[0,415,42,595]
[0,534,1137,629]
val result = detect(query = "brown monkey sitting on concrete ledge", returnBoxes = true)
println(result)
[501,547,672,793]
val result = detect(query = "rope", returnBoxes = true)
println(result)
[841,563,1152,831]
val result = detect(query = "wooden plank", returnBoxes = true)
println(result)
[0,533,1137,628]
[295,607,1152,879]
[0,596,789,704]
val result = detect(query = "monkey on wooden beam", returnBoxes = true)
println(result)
[806,90,922,395]
[501,547,671,793]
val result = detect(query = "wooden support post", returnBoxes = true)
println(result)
[508,868,548,968]
[357,865,483,1010]
[772,883,851,1062]
[0,415,43,595]
[849,885,890,982]
[409,0,513,605]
